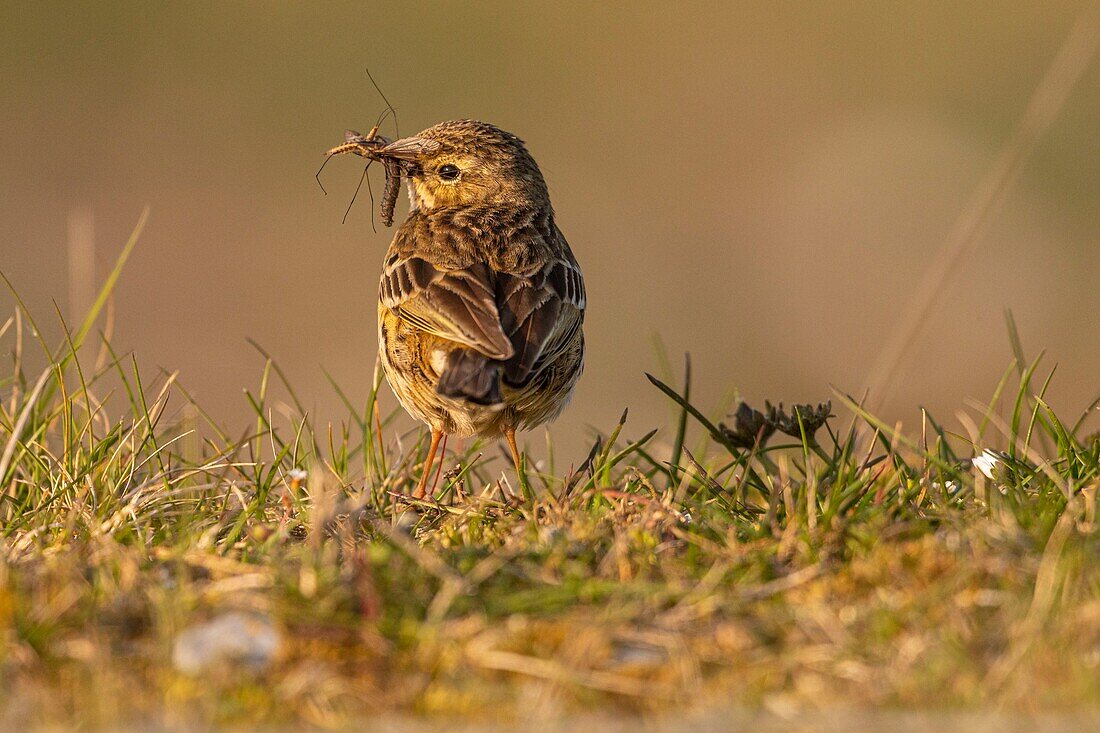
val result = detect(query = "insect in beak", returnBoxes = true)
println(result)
[318,128,405,227]
[373,136,442,163]
[317,69,411,228]
[318,115,444,228]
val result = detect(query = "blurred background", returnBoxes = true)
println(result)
[1,2,1098,459]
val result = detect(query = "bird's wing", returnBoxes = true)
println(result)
[380,226,515,361]
[497,235,586,386]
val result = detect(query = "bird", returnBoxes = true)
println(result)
[363,120,585,498]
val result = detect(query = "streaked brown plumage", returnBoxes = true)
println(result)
[364,120,585,496]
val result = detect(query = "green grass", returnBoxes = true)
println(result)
[1,229,1099,729]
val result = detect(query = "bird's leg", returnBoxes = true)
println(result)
[504,427,529,497]
[414,428,443,498]
[430,433,449,496]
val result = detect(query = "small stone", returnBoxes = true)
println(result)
[172,612,280,675]
[611,640,668,669]
[394,508,420,533]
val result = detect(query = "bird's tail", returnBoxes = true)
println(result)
[436,349,502,405]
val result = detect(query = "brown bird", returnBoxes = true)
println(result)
[354,120,585,497]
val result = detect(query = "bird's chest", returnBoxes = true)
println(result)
[409,220,547,275]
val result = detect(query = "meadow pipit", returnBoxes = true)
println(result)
[331,120,585,497]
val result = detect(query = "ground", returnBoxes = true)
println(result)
[1,250,1098,729]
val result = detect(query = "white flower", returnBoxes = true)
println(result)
[287,468,308,482]
[972,450,1000,480]
[929,480,961,495]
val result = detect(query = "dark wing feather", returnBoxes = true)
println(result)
[498,249,585,386]
[380,253,515,361]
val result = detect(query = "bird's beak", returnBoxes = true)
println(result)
[376,136,442,162]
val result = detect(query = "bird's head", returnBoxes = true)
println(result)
[376,120,549,212]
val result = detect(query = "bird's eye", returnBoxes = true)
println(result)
[438,164,461,181]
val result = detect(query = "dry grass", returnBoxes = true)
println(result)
[1,226,1099,730]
